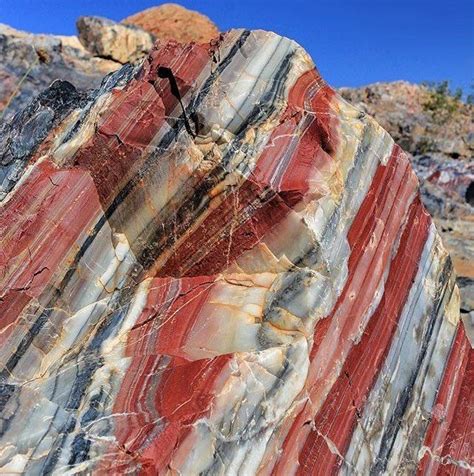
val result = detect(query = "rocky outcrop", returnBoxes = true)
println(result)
[0,30,471,474]
[340,82,473,159]
[0,23,119,121]
[0,4,219,120]
[0,79,90,198]
[77,16,155,64]
[122,3,219,43]
[340,82,474,317]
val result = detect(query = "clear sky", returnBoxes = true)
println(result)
[1,0,472,92]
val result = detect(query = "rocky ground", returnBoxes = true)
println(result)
[0,4,472,318]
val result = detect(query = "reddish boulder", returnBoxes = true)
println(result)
[123,3,219,44]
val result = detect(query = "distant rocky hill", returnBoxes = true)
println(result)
[0,6,472,317]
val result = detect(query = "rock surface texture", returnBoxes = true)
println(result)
[0,2,220,119]
[0,30,473,475]
[0,23,119,121]
[341,83,474,321]
[122,3,220,44]
[77,16,155,64]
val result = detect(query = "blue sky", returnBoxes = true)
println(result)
[1,0,472,92]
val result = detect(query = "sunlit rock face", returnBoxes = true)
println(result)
[77,16,155,64]
[340,82,474,321]
[122,3,219,44]
[0,30,472,475]
[0,23,119,121]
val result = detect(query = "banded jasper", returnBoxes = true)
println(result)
[0,30,472,475]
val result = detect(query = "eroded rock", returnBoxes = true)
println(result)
[123,2,219,43]
[0,30,472,474]
[0,23,119,121]
[77,16,155,64]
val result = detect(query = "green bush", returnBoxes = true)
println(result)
[422,80,463,123]
[466,83,474,105]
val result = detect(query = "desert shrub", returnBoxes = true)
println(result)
[422,80,463,123]
[415,136,436,155]
[466,83,474,105]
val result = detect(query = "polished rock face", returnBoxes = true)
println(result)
[0,31,472,474]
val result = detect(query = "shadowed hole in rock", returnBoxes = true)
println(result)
[466,181,474,206]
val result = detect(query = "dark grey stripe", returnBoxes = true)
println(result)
[370,258,454,474]
[0,30,251,382]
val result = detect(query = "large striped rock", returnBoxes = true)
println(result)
[0,30,472,474]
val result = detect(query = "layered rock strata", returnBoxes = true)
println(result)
[0,4,216,120]
[341,83,474,318]
[0,30,472,474]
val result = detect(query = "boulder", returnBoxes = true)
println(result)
[0,30,471,474]
[123,3,219,43]
[0,23,119,121]
[77,16,155,64]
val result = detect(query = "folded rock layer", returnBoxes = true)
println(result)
[0,30,472,474]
